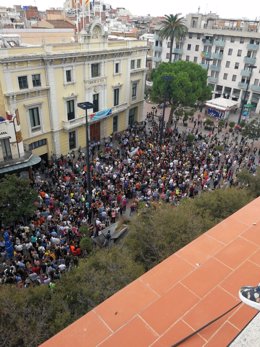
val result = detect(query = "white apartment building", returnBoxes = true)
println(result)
[153,12,260,114]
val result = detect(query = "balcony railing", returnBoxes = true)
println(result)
[212,52,223,60]
[62,116,86,130]
[247,43,259,51]
[244,56,256,65]
[238,82,248,90]
[210,64,221,72]
[111,102,128,114]
[240,69,251,78]
[208,76,218,84]
[251,85,260,93]
[214,40,225,47]
[173,48,183,54]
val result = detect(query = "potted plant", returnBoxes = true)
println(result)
[204,118,214,130]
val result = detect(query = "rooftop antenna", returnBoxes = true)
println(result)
[198,6,200,13]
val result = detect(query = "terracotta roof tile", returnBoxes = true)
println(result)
[98,317,158,347]
[40,197,260,347]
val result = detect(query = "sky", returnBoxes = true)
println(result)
[1,0,259,20]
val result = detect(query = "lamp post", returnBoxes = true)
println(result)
[238,64,257,124]
[77,101,94,204]
[159,75,173,145]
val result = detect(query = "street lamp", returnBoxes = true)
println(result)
[77,101,94,204]
[159,75,173,145]
[238,64,257,124]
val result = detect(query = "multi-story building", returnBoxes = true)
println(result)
[0,21,148,161]
[0,112,41,176]
[153,12,260,113]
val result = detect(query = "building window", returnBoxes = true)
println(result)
[155,40,159,46]
[29,139,47,150]
[189,33,192,39]
[132,82,137,99]
[131,60,135,69]
[129,107,137,126]
[197,34,201,39]
[223,73,228,80]
[194,56,198,63]
[228,48,233,55]
[234,62,239,69]
[115,62,120,74]
[232,75,237,82]
[18,76,28,89]
[240,38,244,44]
[167,41,171,48]
[113,115,118,133]
[29,107,41,132]
[186,55,190,61]
[91,63,100,78]
[237,49,242,57]
[226,61,230,68]
[195,45,199,51]
[69,131,76,150]
[137,59,141,68]
[32,74,41,87]
[1,138,12,160]
[93,93,99,112]
[67,100,75,121]
[187,44,191,50]
[114,88,119,106]
[166,53,170,59]
[254,79,259,85]
[231,37,235,43]
[66,69,72,82]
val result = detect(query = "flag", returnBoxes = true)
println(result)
[5,112,13,121]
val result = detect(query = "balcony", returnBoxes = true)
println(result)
[62,116,86,130]
[210,64,221,72]
[247,43,259,51]
[173,48,183,55]
[202,39,213,46]
[153,55,162,63]
[154,45,162,52]
[212,52,223,60]
[238,82,248,90]
[251,85,260,93]
[208,76,218,84]
[200,63,208,70]
[244,56,256,65]
[214,39,225,47]
[111,102,128,114]
[240,69,251,78]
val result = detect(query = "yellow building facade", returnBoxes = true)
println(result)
[0,21,148,160]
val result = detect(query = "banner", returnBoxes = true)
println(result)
[89,108,112,123]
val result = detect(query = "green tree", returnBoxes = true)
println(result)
[242,119,260,142]
[237,168,260,198]
[151,61,212,125]
[123,188,253,270]
[0,174,38,225]
[158,14,188,63]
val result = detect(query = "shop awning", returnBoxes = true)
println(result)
[205,97,238,111]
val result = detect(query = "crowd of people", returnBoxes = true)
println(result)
[0,108,259,287]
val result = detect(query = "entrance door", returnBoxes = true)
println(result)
[90,122,100,141]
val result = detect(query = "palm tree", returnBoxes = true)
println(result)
[158,14,188,63]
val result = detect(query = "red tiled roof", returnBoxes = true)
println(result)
[40,197,260,347]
